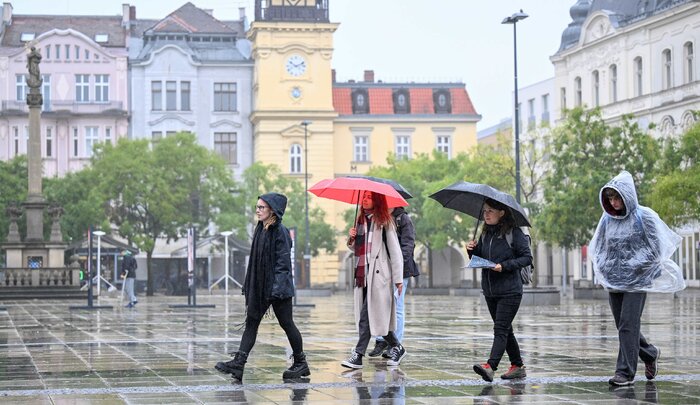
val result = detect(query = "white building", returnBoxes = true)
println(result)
[129,3,254,180]
[551,0,700,287]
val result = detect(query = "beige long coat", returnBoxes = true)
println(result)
[351,220,403,337]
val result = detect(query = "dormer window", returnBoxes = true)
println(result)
[20,33,35,42]
[94,34,109,43]
[433,89,452,114]
[352,89,370,114]
[393,89,410,114]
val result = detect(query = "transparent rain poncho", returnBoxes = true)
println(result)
[589,171,686,293]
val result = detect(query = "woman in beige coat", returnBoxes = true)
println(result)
[341,191,406,369]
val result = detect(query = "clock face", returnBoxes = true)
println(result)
[285,54,307,77]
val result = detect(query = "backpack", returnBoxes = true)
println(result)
[505,228,534,285]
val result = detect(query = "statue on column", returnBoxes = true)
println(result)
[26,46,43,88]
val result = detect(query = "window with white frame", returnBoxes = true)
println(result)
[166,81,177,110]
[541,93,550,123]
[684,42,694,83]
[151,131,163,144]
[105,127,112,145]
[13,127,19,156]
[436,135,451,158]
[45,127,53,157]
[76,74,89,102]
[181,81,191,111]
[75,46,80,60]
[353,136,368,162]
[634,57,643,96]
[592,70,599,107]
[72,128,79,157]
[214,132,237,164]
[662,49,672,90]
[65,44,70,60]
[560,87,567,113]
[45,45,50,59]
[214,83,237,111]
[42,75,51,111]
[55,44,60,59]
[85,127,98,157]
[95,74,109,102]
[289,143,302,173]
[151,81,162,111]
[395,135,411,160]
[610,64,618,102]
[16,74,27,101]
[574,76,582,107]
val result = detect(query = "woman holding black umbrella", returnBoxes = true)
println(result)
[466,198,533,382]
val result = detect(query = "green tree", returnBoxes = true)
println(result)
[90,133,235,295]
[0,156,27,243]
[650,121,700,226]
[538,108,659,248]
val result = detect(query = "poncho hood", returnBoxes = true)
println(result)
[600,170,638,219]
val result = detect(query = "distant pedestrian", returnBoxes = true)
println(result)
[466,198,533,382]
[215,193,310,381]
[120,250,138,308]
[589,171,685,386]
[367,206,419,359]
[341,191,406,369]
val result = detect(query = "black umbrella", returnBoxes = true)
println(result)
[347,175,413,199]
[429,181,531,240]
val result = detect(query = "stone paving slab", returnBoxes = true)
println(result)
[1,290,700,404]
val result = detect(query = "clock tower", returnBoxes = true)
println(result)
[248,0,339,286]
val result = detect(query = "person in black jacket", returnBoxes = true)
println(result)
[215,193,310,381]
[120,250,138,308]
[466,198,532,382]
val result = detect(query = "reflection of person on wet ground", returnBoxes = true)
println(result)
[609,381,658,403]
[589,171,685,386]
[466,198,532,382]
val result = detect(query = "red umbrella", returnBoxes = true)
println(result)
[309,177,409,208]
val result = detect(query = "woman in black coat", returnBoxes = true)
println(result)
[215,192,309,381]
[466,198,532,382]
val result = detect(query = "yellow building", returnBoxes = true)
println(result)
[249,0,481,287]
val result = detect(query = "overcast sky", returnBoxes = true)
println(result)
[12,0,575,129]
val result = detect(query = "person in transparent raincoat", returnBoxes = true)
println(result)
[589,171,685,386]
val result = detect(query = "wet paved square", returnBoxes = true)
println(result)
[1,290,699,404]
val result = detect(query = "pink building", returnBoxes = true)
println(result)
[0,3,132,177]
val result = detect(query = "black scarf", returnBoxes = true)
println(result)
[243,222,276,318]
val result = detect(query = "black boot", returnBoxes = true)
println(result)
[215,351,248,380]
[283,352,311,379]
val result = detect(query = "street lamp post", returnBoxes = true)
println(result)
[222,231,233,294]
[301,120,312,288]
[502,9,528,204]
[93,230,105,297]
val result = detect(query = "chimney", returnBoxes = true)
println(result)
[2,2,13,25]
[239,7,246,20]
[332,69,336,83]
[130,5,136,20]
[122,4,132,28]
[364,70,374,83]
[204,9,214,16]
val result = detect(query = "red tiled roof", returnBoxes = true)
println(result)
[332,84,478,116]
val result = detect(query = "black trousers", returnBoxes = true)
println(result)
[608,292,658,379]
[484,294,523,371]
[355,287,399,355]
[238,297,303,355]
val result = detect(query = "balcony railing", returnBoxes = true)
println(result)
[2,100,125,114]
[1,268,81,287]
[255,0,329,22]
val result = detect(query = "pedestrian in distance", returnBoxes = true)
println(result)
[215,193,310,381]
[466,198,533,382]
[589,171,685,386]
[342,191,407,369]
[120,250,138,308]
[367,206,419,359]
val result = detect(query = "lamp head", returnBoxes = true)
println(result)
[301,120,312,126]
[93,230,106,237]
[221,231,233,237]
[502,9,528,24]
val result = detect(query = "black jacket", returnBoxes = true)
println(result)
[243,193,295,317]
[392,207,419,279]
[469,226,532,297]
[120,255,137,279]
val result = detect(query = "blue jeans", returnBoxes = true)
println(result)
[124,278,136,303]
[376,276,409,344]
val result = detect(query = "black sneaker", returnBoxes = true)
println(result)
[368,340,389,357]
[341,350,363,369]
[473,363,495,382]
[645,348,659,380]
[386,345,406,366]
[608,373,634,386]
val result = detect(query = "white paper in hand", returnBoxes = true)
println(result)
[463,255,497,269]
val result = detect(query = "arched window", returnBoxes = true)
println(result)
[592,70,599,107]
[634,57,643,96]
[662,49,672,90]
[609,64,618,103]
[574,76,582,107]
[685,42,694,83]
[289,143,302,174]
